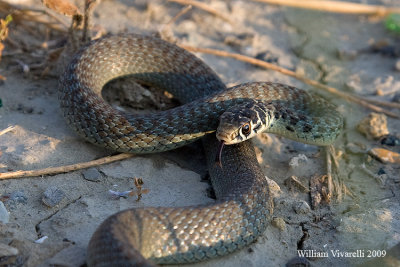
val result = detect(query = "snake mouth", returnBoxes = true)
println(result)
[214,141,225,169]
[216,131,236,145]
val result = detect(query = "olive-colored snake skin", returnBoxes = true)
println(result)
[59,34,342,266]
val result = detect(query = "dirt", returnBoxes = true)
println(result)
[0,0,399,266]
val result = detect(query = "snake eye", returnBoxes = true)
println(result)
[241,123,251,136]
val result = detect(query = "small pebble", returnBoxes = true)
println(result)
[82,167,102,182]
[265,176,281,196]
[369,148,400,164]
[255,51,279,64]
[42,186,65,207]
[345,74,363,93]
[284,176,310,193]
[393,92,400,103]
[290,142,318,153]
[357,113,389,140]
[377,168,386,175]
[9,191,27,204]
[395,59,400,72]
[0,201,10,223]
[289,154,308,168]
[345,143,366,154]
[380,135,400,146]
[0,243,18,257]
[34,236,48,244]
[271,217,286,231]
[337,48,358,60]
[16,104,34,114]
[223,33,254,49]
[293,201,311,214]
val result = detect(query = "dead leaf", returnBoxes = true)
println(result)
[42,0,81,17]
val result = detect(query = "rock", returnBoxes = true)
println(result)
[265,176,281,196]
[223,32,254,51]
[395,59,400,72]
[345,143,366,154]
[0,242,18,257]
[369,148,400,164]
[9,191,28,204]
[345,73,363,93]
[34,236,48,244]
[293,201,311,214]
[290,142,318,153]
[380,135,400,146]
[42,186,65,207]
[271,217,286,231]
[393,92,400,103]
[0,201,10,223]
[357,113,389,140]
[82,167,102,182]
[289,154,308,168]
[255,50,279,64]
[337,48,358,60]
[284,176,310,193]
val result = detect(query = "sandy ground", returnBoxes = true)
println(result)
[0,0,400,266]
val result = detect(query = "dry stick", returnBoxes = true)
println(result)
[0,153,134,180]
[168,0,233,24]
[180,45,400,119]
[326,145,342,201]
[325,147,333,200]
[159,4,193,39]
[82,0,97,43]
[251,0,400,16]
[166,4,193,28]
[359,97,400,109]
[0,126,15,136]
[12,7,70,30]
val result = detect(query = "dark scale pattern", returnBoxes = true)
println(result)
[59,34,342,266]
[216,86,342,146]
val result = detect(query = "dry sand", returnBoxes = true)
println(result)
[0,0,400,266]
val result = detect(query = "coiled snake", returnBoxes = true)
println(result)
[59,34,342,266]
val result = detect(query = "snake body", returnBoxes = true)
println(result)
[59,34,342,266]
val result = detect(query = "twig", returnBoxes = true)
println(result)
[360,97,400,109]
[342,182,356,199]
[325,146,333,196]
[0,125,15,136]
[0,153,134,180]
[325,146,334,201]
[159,4,193,42]
[359,164,386,186]
[251,0,400,16]
[82,0,97,43]
[2,0,70,31]
[19,8,70,29]
[179,45,400,119]
[326,146,357,201]
[168,0,233,24]
[165,4,192,28]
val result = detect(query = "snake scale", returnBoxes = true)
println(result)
[59,33,342,266]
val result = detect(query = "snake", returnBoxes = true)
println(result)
[58,33,343,266]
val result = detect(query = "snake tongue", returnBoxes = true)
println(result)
[215,141,225,169]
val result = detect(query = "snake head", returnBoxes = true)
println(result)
[216,100,271,145]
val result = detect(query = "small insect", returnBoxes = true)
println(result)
[131,177,150,202]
